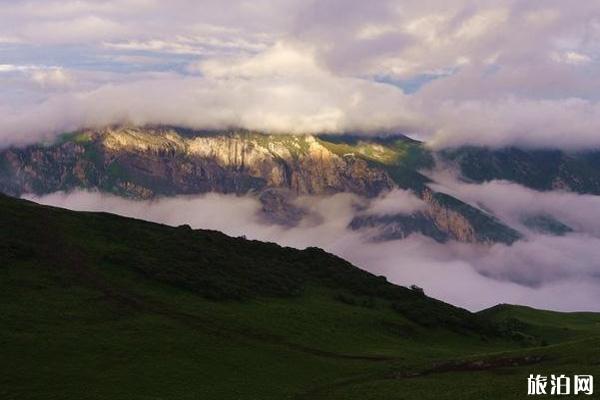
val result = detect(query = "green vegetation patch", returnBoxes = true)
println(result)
[1,194,600,399]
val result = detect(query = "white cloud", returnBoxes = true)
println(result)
[30,68,72,88]
[21,15,129,44]
[427,172,600,237]
[3,1,600,148]
[552,51,592,65]
[361,189,426,216]
[0,44,423,146]
[200,42,321,79]
[454,8,509,41]
[0,35,22,43]
[104,34,268,56]
[425,97,600,149]
[0,64,37,72]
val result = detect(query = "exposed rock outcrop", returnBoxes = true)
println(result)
[349,188,521,245]
[0,126,521,244]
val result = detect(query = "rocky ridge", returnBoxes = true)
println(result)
[0,126,522,244]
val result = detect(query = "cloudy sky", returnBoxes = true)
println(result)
[3,0,600,148]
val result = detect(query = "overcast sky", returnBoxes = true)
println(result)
[2,0,600,148]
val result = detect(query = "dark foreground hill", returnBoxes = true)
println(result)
[1,194,600,399]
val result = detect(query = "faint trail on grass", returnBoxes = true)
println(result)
[294,353,547,399]
[393,355,545,378]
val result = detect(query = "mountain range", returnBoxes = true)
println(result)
[4,126,596,245]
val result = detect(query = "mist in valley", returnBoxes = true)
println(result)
[27,176,600,312]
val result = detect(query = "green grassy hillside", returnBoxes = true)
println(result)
[479,304,600,343]
[1,194,599,399]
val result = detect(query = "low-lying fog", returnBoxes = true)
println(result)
[26,176,600,312]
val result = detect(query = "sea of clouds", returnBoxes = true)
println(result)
[26,174,600,312]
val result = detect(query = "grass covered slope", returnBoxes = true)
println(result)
[1,194,600,399]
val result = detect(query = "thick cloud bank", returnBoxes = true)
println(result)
[0,63,418,147]
[26,185,600,312]
[3,1,600,148]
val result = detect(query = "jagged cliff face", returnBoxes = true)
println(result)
[422,189,477,242]
[0,125,522,245]
[349,188,521,245]
[0,127,393,199]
